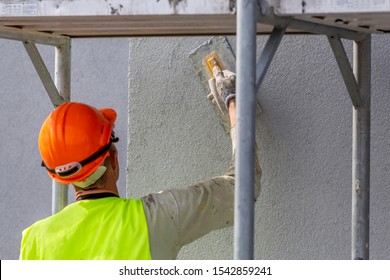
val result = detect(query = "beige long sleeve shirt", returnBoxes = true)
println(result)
[140,126,262,259]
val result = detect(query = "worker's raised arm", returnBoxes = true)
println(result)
[214,67,261,200]
[141,69,261,259]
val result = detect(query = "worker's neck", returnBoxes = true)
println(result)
[75,182,119,201]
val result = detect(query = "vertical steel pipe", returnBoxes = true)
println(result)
[52,41,71,214]
[235,0,257,260]
[55,42,71,103]
[52,182,68,214]
[352,36,371,260]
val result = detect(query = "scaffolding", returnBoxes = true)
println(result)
[0,0,388,260]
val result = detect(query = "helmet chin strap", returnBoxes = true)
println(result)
[72,166,107,189]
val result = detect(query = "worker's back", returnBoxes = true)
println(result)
[20,197,151,260]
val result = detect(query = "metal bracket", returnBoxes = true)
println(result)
[0,26,69,47]
[258,1,366,41]
[23,41,65,107]
[256,26,285,92]
[328,35,362,108]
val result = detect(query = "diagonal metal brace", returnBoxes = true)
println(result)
[328,35,362,108]
[256,26,286,92]
[23,41,64,107]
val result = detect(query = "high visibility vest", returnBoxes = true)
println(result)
[20,197,151,260]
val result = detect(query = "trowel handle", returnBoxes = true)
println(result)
[212,65,223,78]
[208,78,217,94]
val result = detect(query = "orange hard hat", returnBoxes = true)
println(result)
[38,102,118,184]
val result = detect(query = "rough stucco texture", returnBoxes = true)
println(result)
[127,36,390,260]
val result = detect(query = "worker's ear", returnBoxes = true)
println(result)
[109,146,118,171]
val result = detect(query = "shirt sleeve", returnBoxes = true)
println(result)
[141,126,262,260]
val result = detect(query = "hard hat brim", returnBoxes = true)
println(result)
[99,108,117,125]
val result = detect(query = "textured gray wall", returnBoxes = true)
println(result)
[127,35,390,260]
[0,38,129,259]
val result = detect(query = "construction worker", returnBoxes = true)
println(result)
[20,68,262,260]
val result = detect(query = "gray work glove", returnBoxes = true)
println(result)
[213,67,236,110]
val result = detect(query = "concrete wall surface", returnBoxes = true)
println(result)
[127,35,390,260]
[0,38,130,259]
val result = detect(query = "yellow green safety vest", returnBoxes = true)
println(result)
[20,197,151,260]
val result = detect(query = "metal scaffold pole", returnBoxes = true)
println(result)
[234,0,257,260]
[352,35,371,260]
[52,42,71,214]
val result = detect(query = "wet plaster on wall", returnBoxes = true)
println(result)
[127,35,390,259]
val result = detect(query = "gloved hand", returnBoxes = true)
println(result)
[213,66,236,110]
